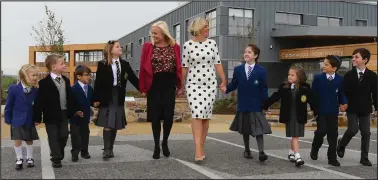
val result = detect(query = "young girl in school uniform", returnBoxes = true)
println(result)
[4,64,40,170]
[221,44,272,162]
[92,40,139,160]
[262,65,318,167]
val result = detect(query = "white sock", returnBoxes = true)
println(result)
[289,150,294,155]
[14,146,23,159]
[26,144,33,159]
[295,152,301,159]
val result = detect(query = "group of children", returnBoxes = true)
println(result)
[5,54,94,170]
[4,42,376,170]
[222,44,376,167]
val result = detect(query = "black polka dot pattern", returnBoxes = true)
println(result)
[181,39,221,119]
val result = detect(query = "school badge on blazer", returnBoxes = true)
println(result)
[301,95,307,103]
[254,80,259,85]
[336,89,338,93]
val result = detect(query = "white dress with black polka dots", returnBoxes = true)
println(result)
[182,39,221,119]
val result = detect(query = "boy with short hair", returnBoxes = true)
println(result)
[33,54,81,168]
[70,65,93,162]
[337,48,377,166]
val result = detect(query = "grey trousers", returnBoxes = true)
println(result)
[339,113,371,159]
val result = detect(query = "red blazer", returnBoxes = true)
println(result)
[139,42,182,93]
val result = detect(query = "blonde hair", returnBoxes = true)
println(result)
[18,64,39,88]
[104,40,119,65]
[150,21,176,46]
[45,54,65,72]
[188,17,209,36]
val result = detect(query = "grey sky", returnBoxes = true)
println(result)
[1,1,180,75]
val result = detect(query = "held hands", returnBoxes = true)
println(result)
[93,102,100,108]
[34,122,40,126]
[219,82,227,93]
[339,104,348,112]
[75,111,84,117]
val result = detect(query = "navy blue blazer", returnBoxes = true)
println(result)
[4,83,38,127]
[70,82,93,124]
[226,64,268,112]
[312,73,347,115]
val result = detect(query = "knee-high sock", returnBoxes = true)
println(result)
[243,134,250,151]
[256,135,264,152]
[26,144,34,159]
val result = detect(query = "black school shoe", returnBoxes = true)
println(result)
[81,153,91,159]
[310,149,318,160]
[328,159,340,167]
[52,161,62,168]
[26,158,35,168]
[336,139,345,158]
[15,158,23,170]
[360,158,372,166]
[295,158,305,167]
[244,151,253,159]
[259,152,268,162]
[72,155,79,162]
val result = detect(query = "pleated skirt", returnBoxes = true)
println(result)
[96,87,126,130]
[11,125,39,141]
[229,112,272,137]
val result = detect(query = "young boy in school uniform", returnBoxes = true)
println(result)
[310,55,348,166]
[337,48,377,166]
[70,65,93,162]
[33,54,81,168]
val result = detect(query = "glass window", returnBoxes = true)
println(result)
[356,20,367,26]
[329,18,340,26]
[229,8,254,36]
[275,12,288,24]
[317,17,328,26]
[288,14,301,25]
[206,10,217,37]
[174,24,180,45]
[138,38,144,46]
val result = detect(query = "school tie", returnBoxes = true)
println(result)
[247,66,252,80]
[83,84,88,97]
[358,72,364,82]
[24,88,30,94]
[115,61,121,87]
[55,77,61,84]
[328,76,333,81]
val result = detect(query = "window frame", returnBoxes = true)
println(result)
[356,19,367,27]
[317,16,342,26]
[274,12,302,25]
[173,23,181,45]
[206,9,217,37]
[228,8,254,36]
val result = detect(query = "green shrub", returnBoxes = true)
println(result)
[213,97,237,114]
[1,88,7,105]
[125,90,144,98]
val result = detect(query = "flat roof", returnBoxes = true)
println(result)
[271,26,377,38]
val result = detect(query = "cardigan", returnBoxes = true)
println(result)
[312,73,347,115]
[92,59,139,107]
[139,42,182,93]
[4,83,38,127]
[343,67,377,114]
[70,82,93,124]
[33,74,78,124]
[226,63,268,112]
[262,82,319,124]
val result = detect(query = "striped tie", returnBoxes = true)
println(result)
[115,61,121,86]
[328,76,333,81]
[247,66,252,80]
[83,84,88,97]
[358,72,363,82]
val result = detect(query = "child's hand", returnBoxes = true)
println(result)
[340,104,348,112]
[93,102,100,107]
[76,111,84,117]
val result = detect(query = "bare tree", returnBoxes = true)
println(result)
[31,5,66,56]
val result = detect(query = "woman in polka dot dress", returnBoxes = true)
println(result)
[181,17,227,162]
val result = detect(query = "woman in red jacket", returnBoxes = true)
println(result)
[139,21,183,159]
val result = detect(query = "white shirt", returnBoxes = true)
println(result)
[78,81,87,92]
[291,83,295,89]
[245,63,255,78]
[357,67,366,79]
[111,58,121,86]
[326,73,335,80]
[21,82,30,92]
[50,72,62,82]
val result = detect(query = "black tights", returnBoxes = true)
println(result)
[243,134,264,152]
[152,119,173,147]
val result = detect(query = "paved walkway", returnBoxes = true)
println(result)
[1,115,377,179]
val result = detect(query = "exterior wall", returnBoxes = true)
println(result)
[29,43,105,85]
[118,0,377,93]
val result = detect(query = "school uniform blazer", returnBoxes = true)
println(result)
[4,83,38,127]
[92,59,139,107]
[312,73,347,115]
[33,75,78,124]
[343,67,377,115]
[70,82,93,124]
[225,64,268,112]
[138,42,182,94]
[262,82,319,124]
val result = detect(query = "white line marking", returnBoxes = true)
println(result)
[352,136,377,142]
[173,158,223,179]
[207,136,363,180]
[267,134,377,156]
[40,139,55,179]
